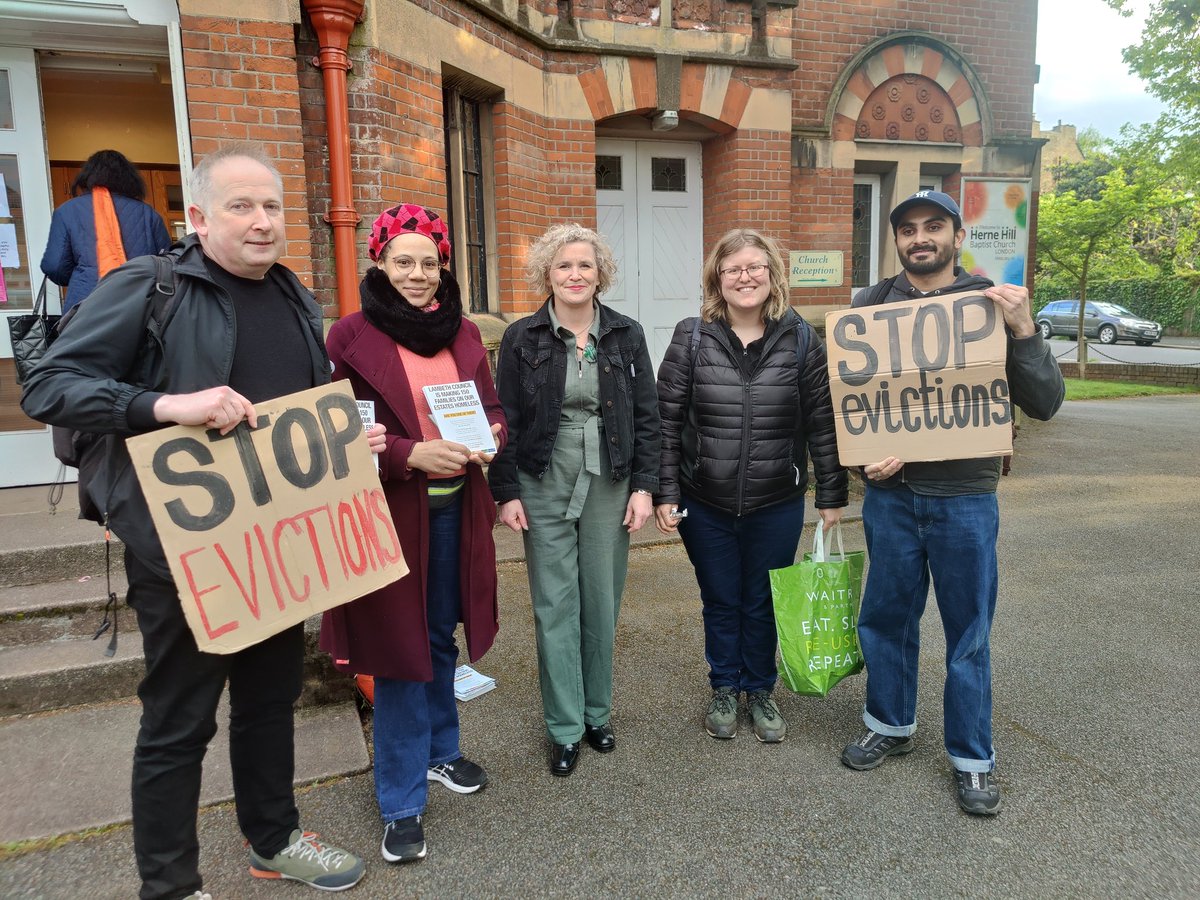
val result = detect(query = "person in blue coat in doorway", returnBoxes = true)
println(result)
[41,149,171,312]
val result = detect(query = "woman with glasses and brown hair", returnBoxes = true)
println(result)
[319,203,506,865]
[654,228,847,744]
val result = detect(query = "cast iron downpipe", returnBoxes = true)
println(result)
[302,0,364,318]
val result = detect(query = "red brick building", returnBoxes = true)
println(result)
[0,0,1042,486]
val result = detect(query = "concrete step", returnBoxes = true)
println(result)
[0,616,357,716]
[0,485,121,588]
[0,573,129,645]
[0,634,145,716]
[0,696,370,845]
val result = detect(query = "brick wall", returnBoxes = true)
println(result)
[702,130,792,253]
[792,0,1037,139]
[1057,362,1200,389]
[180,15,313,285]
[494,104,598,315]
[789,166,854,307]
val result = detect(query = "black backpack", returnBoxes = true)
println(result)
[50,253,178,523]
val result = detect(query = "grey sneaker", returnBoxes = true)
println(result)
[955,769,1002,816]
[705,686,739,739]
[840,729,915,770]
[248,829,365,891]
[747,690,787,743]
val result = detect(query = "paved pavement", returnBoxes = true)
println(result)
[2,395,1199,898]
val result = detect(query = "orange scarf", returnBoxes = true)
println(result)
[93,187,127,278]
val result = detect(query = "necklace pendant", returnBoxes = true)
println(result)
[582,344,597,362]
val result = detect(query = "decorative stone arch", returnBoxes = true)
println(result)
[827,32,992,147]
[577,58,756,134]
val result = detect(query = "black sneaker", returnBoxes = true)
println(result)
[955,769,1002,816]
[840,729,915,770]
[381,815,426,863]
[427,757,488,794]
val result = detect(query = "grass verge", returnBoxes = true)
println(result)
[1064,378,1200,400]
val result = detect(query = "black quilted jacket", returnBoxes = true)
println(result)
[655,310,848,515]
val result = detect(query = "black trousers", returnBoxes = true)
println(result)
[125,549,302,900]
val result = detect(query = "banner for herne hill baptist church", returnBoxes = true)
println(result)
[824,290,1013,467]
[126,382,408,654]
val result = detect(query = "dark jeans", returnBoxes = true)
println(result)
[857,484,1000,771]
[373,496,463,821]
[677,492,806,694]
[125,549,302,900]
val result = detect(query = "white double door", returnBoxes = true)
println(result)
[595,139,703,374]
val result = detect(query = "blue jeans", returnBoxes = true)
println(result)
[678,492,806,694]
[857,484,999,772]
[373,496,463,821]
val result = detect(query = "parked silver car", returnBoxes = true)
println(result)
[1035,299,1162,345]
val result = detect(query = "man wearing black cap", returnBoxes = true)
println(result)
[838,190,1064,815]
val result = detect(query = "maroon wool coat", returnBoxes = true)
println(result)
[319,312,507,681]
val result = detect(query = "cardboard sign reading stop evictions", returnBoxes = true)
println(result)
[126,381,408,654]
[824,290,1013,466]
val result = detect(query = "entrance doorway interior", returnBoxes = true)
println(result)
[0,48,180,487]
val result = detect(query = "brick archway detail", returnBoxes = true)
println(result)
[578,60,751,133]
[831,39,986,146]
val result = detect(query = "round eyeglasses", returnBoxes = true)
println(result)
[390,257,442,275]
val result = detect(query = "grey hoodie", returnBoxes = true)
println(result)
[850,268,1065,496]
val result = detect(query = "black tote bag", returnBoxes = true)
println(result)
[8,279,61,385]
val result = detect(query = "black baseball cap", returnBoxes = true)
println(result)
[889,190,962,230]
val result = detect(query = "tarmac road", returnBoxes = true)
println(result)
[2,395,1198,899]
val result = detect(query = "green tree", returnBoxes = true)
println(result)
[1036,168,1158,377]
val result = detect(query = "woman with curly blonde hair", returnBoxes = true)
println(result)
[490,223,661,777]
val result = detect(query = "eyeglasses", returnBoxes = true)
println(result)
[718,263,768,281]
[389,257,441,275]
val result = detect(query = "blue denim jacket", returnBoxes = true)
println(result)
[488,299,661,503]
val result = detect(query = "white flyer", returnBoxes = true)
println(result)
[356,399,378,470]
[421,380,496,455]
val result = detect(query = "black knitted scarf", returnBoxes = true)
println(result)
[359,265,462,357]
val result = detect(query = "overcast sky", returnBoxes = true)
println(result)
[1034,0,1165,138]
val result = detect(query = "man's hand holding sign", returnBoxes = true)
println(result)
[825,288,1022,467]
[128,381,406,654]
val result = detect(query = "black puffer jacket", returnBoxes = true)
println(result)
[656,310,847,516]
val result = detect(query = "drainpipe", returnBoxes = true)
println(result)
[302,0,365,318]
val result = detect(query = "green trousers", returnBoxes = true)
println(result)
[520,428,630,744]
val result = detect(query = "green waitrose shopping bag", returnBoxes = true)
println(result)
[770,522,866,697]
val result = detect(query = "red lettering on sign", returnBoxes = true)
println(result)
[179,547,239,639]
[214,533,262,620]
[369,488,404,565]
[272,516,312,603]
[337,500,368,576]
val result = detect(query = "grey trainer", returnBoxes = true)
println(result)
[955,769,1002,816]
[704,686,739,739]
[747,690,787,743]
[248,829,366,891]
[840,729,915,770]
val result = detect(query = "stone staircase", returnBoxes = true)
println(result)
[0,485,370,847]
